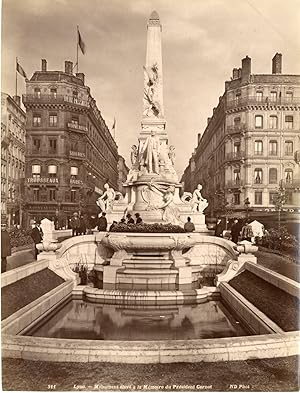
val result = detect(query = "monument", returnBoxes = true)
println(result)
[100,11,208,232]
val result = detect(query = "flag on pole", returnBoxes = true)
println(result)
[112,117,116,131]
[16,61,27,79]
[78,28,86,55]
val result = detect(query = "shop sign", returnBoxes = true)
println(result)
[27,178,59,184]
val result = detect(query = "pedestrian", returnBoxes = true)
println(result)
[98,212,108,232]
[126,213,134,224]
[230,218,241,244]
[1,224,11,273]
[215,218,223,237]
[119,218,126,224]
[241,220,253,242]
[109,221,118,231]
[184,217,195,232]
[135,213,143,224]
[79,215,87,235]
[70,212,81,236]
[31,221,43,259]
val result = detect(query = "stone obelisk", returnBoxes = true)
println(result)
[140,11,167,144]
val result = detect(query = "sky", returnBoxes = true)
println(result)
[2,0,300,177]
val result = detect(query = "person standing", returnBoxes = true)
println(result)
[70,212,81,236]
[241,220,253,242]
[184,217,195,232]
[135,213,143,224]
[31,221,43,260]
[215,218,223,237]
[1,225,11,273]
[230,218,241,244]
[126,213,135,224]
[97,212,108,232]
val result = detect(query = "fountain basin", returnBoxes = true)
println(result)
[100,232,196,252]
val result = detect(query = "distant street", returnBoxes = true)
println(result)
[7,248,35,271]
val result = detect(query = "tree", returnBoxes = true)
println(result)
[272,184,287,229]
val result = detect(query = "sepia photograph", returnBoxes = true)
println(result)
[1,0,299,391]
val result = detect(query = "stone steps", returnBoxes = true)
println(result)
[118,268,177,276]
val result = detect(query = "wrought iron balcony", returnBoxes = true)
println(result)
[225,151,245,161]
[280,180,300,190]
[225,180,244,188]
[22,94,89,107]
[226,96,300,109]
[226,124,246,134]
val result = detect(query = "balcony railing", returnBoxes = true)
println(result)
[226,124,246,134]
[225,180,244,188]
[225,151,245,161]
[67,122,88,132]
[280,180,300,189]
[226,96,300,109]
[23,94,89,107]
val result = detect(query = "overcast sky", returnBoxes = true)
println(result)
[2,0,300,177]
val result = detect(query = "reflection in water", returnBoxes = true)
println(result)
[27,300,247,341]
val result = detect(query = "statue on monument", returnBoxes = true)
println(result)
[130,144,139,169]
[143,63,161,117]
[168,145,176,166]
[140,130,160,174]
[144,180,181,225]
[96,183,116,213]
[191,184,208,213]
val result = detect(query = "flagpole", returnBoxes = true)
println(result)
[15,57,18,97]
[76,25,79,73]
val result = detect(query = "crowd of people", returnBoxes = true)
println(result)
[214,218,255,243]
[1,211,256,274]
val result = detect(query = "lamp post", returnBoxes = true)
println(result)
[244,197,250,220]
[273,182,286,230]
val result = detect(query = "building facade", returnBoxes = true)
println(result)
[181,54,300,224]
[1,93,26,227]
[23,59,119,227]
[117,155,129,195]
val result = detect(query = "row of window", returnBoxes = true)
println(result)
[235,91,294,102]
[31,188,79,203]
[231,190,293,206]
[33,138,58,152]
[254,191,293,205]
[254,91,293,102]
[31,165,78,176]
[254,115,294,129]
[231,168,293,185]
[33,88,79,99]
[254,140,293,155]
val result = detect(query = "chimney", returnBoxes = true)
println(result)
[241,56,251,82]
[64,61,73,75]
[76,72,85,84]
[13,95,21,106]
[41,59,47,72]
[272,53,282,74]
[232,68,239,79]
[198,133,201,143]
[207,117,211,125]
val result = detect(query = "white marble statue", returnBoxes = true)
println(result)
[96,183,116,213]
[143,63,161,117]
[130,144,138,169]
[168,145,175,166]
[191,184,208,213]
[140,131,160,174]
[143,180,181,225]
